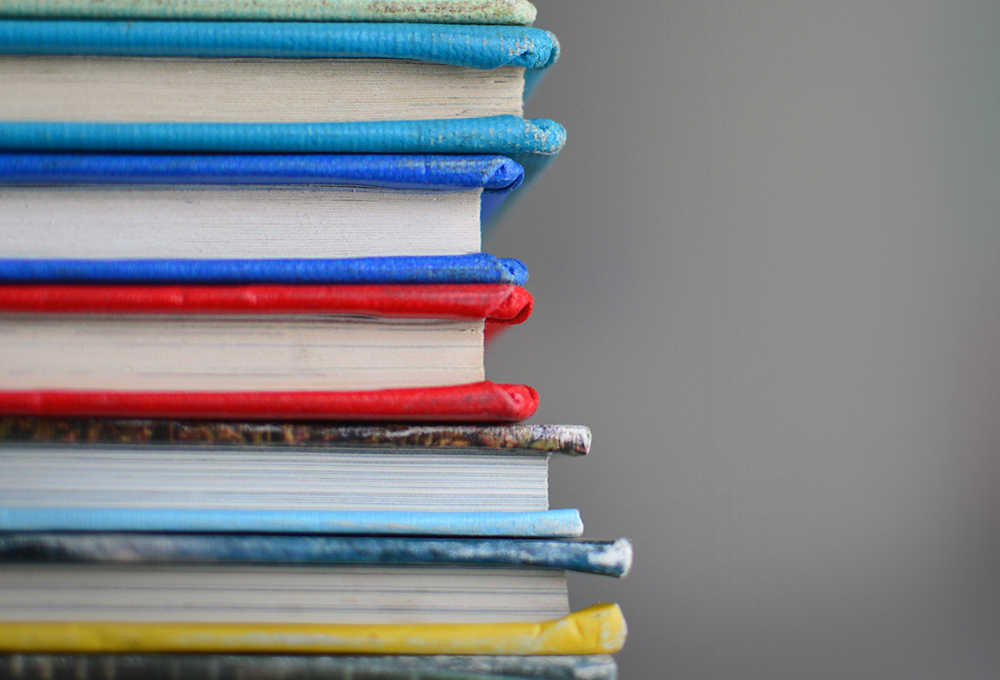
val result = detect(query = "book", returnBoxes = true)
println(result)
[0,284,538,421]
[0,421,591,533]
[0,422,588,514]
[0,535,630,626]
[0,21,558,122]
[0,0,540,25]
[0,654,618,680]
[0,22,565,190]
[0,282,528,388]
[0,153,525,260]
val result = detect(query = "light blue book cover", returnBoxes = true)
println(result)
[0,508,583,538]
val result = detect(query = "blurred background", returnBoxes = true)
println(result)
[486,1,999,677]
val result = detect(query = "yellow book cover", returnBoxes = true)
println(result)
[0,604,626,655]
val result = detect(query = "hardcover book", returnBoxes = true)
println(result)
[0,423,588,515]
[0,0,540,25]
[0,21,565,186]
[0,21,559,119]
[0,153,525,260]
[0,423,591,534]
[0,284,538,420]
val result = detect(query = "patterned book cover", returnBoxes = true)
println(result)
[0,421,589,454]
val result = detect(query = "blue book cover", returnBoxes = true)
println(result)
[0,253,528,284]
[0,534,632,577]
[0,152,524,224]
[0,508,583,538]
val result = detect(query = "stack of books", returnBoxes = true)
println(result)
[0,2,630,679]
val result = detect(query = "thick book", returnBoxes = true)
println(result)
[0,0,540,25]
[0,284,538,420]
[0,22,565,188]
[0,20,558,119]
[0,655,617,680]
[0,603,626,654]
[0,154,525,259]
[0,422,587,514]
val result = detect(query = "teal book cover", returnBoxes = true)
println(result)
[0,0,540,26]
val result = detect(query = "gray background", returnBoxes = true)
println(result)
[486,1,999,677]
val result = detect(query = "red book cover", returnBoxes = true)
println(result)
[0,284,537,422]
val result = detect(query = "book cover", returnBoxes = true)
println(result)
[0,420,591,455]
[0,282,532,320]
[0,534,632,577]
[0,654,617,680]
[0,603,626,655]
[0,0,540,26]
[0,277,531,346]
[0,382,538,422]
[0,416,591,456]
[0,152,525,225]
[0,507,581,537]
[0,21,557,72]
[0,254,529,286]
